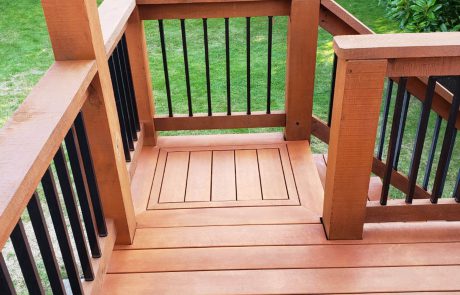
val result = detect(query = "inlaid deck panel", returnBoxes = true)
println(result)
[104,133,460,294]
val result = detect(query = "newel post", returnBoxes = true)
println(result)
[125,7,157,145]
[41,0,136,244]
[284,0,320,141]
[323,58,387,240]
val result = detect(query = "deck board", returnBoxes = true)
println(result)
[110,133,460,294]
[104,266,460,294]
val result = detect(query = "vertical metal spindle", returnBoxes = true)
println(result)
[381,77,408,205]
[0,253,16,295]
[108,55,131,162]
[41,168,83,293]
[181,19,193,116]
[246,17,251,115]
[65,128,102,258]
[54,147,94,281]
[159,19,173,117]
[393,90,411,169]
[377,79,394,160]
[406,77,437,203]
[10,220,45,294]
[118,38,139,139]
[328,54,338,127]
[114,46,135,149]
[74,112,107,236]
[266,16,273,114]
[121,34,141,131]
[423,115,442,190]
[27,193,66,295]
[431,78,460,203]
[203,18,212,116]
[225,17,231,115]
[454,169,460,202]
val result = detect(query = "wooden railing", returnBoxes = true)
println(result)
[322,32,460,240]
[1,0,460,292]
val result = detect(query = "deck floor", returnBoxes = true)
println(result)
[104,133,460,294]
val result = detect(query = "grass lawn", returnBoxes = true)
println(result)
[0,1,459,293]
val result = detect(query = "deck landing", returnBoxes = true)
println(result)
[104,133,460,294]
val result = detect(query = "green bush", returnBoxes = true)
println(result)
[380,0,460,32]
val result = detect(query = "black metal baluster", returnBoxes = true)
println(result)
[41,168,83,294]
[328,54,338,127]
[0,253,16,295]
[406,77,437,203]
[246,17,251,115]
[74,112,107,236]
[431,78,460,203]
[203,18,212,116]
[53,147,94,281]
[118,38,138,140]
[109,55,131,162]
[65,128,101,258]
[10,219,44,295]
[393,90,411,169]
[27,193,66,295]
[121,35,141,131]
[181,19,193,116]
[381,77,408,205]
[423,115,442,190]
[114,46,135,149]
[225,17,231,115]
[454,169,460,202]
[159,19,173,117]
[267,16,273,114]
[377,79,394,160]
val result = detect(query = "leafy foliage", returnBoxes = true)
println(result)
[380,0,460,32]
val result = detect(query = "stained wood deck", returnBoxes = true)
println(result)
[103,133,460,294]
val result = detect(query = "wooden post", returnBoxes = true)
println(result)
[41,0,136,244]
[125,7,157,145]
[284,0,320,141]
[323,58,387,240]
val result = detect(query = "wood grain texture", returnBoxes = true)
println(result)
[109,242,460,273]
[185,151,212,202]
[154,112,285,131]
[127,128,144,179]
[323,59,387,240]
[334,32,460,60]
[287,141,324,215]
[130,146,159,215]
[115,222,460,250]
[150,199,299,209]
[0,61,96,249]
[125,7,157,144]
[147,150,167,209]
[235,150,262,201]
[284,0,320,140]
[211,151,237,201]
[366,199,460,223]
[104,266,460,294]
[136,206,320,228]
[99,0,135,56]
[138,0,290,20]
[257,149,288,200]
[159,152,189,203]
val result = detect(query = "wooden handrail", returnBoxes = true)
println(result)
[99,0,136,56]
[319,0,372,35]
[334,32,460,60]
[0,61,96,249]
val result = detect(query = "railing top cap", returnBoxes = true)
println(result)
[334,32,460,60]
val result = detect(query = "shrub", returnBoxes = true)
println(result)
[380,0,460,32]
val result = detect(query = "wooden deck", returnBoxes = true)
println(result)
[103,133,460,294]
